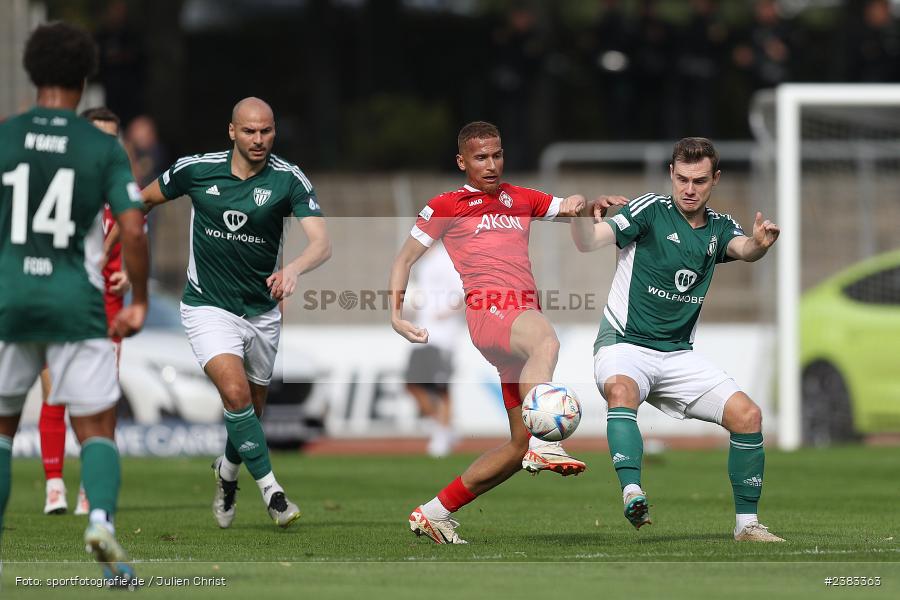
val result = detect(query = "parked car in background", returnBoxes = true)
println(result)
[800,249,900,445]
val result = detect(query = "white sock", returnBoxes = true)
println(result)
[89,509,114,533]
[46,477,66,493]
[218,456,240,482]
[421,497,451,521]
[528,435,556,449]
[736,513,758,532]
[256,471,283,505]
[622,484,643,500]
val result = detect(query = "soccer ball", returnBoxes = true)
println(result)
[521,383,582,442]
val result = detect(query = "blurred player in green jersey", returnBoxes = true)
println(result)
[0,22,149,584]
[142,97,331,530]
[572,137,784,542]
[39,107,130,518]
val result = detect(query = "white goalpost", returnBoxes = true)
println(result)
[776,84,900,450]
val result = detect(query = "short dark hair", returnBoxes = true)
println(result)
[23,22,98,90]
[457,121,500,153]
[671,137,719,173]
[80,106,120,126]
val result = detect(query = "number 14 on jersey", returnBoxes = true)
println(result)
[2,162,76,249]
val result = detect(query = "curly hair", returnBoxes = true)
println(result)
[457,121,500,153]
[23,22,98,90]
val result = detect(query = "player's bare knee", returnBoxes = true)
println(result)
[606,382,637,409]
[722,391,762,433]
[534,334,560,363]
[220,384,251,412]
[743,402,762,432]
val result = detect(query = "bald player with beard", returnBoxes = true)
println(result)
[142,97,332,530]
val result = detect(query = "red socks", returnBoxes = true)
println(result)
[39,402,67,480]
[437,476,476,512]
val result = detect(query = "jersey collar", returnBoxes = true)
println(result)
[463,183,504,196]
[227,148,271,181]
[31,106,77,117]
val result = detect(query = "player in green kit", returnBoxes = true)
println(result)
[141,97,331,529]
[0,23,149,582]
[572,138,784,542]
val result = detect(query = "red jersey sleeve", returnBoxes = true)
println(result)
[518,186,563,221]
[410,193,456,247]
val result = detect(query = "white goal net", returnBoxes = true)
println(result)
[758,85,900,449]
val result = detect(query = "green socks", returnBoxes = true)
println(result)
[729,432,765,514]
[607,407,643,489]
[0,436,11,542]
[224,406,272,480]
[81,437,120,516]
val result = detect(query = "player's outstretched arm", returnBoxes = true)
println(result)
[267,216,332,301]
[140,180,169,213]
[726,211,780,262]
[109,208,149,338]
[570,196,625,252]
[553,194,586,220]
[389,236,430,344]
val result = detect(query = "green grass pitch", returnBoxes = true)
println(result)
[1,446,898,599]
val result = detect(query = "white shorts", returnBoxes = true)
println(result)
[593,343,740,424]
[180,303,281,386]
[0,339,119,417]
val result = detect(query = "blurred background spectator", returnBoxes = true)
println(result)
[732,0,793,90]
[3,0,896,169]
[124,115,167,188]
[675,0,729,138]
[93,0,148,126]
[846,0,900,82]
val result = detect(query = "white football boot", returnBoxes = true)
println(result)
[44,478,68,515]
[409,506,468,544]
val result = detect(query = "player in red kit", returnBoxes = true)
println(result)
[39,107,131,516]
[390,121,597,543]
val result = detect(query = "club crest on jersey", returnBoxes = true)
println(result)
[253,187,272,206]
[499,191,513,208]
[708,235,718,257]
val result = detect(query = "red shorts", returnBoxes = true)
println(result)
[466,304,539,409]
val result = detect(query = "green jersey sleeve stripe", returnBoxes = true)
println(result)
[172,156,228,174]
[628,192,655,207]
[631,196,658,216]
[269,155,313,190]
[269,156,313,192]
[270,163,313,193]
[173,152,227,169]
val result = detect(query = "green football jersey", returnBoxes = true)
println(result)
[0,107,142,342]
[594,193,745,353]
[158,150,322,317]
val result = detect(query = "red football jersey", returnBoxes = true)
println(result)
[412,183,561,310]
